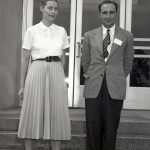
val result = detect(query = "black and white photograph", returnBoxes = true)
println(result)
[0,0,150,150]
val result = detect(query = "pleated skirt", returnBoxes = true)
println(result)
[18,61,71,140]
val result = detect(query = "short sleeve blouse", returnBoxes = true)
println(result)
[22,22,69,60]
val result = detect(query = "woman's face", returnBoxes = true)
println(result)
[40,1,58,23]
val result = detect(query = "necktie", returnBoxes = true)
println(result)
[103,29,110,59]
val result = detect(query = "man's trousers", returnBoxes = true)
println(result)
[85,75,123,150]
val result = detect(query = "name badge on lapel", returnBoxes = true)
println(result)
[114,38,122,46]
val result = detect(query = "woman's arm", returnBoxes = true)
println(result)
[61,49,66,70]
[18,49,31,96]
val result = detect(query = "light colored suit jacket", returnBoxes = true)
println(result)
[81,25,134,100]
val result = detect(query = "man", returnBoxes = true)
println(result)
[81,1,134,150]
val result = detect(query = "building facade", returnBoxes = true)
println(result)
[0,0,150,110]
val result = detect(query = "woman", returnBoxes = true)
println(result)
[18,0,71,150]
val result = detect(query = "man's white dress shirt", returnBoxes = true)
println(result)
[102,25,115,61]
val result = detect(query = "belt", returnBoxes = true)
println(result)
[33,56,60,62]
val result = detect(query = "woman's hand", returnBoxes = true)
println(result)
[18,87,24,101]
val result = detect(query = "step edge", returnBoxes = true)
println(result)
[0,131,150,140]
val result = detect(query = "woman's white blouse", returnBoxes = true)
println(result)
[22,22,69,60]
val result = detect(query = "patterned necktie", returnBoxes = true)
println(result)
[103,29,110,59]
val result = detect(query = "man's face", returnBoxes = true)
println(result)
[99,3,117,28]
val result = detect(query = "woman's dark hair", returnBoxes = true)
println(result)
[41,0,58,7]
[98,1,118,12]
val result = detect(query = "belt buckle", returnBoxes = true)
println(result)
[51,56,54,62]
[45,57,48,62]
[53,56,59,62]
[46,56,52,62]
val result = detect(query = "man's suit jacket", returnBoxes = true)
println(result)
[81,25,134,100]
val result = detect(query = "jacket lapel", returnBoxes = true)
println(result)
[108,26,122,59]
[95,26,103,54]
[93,26,123,59]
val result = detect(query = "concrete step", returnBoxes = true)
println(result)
[0,131,150,150]
[0,108,150,150]
[0,131,86,150]
[0,118,19,131]
[0,147,86,150]
[0,115,150,136]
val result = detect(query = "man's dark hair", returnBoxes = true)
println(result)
[98,1,118,12]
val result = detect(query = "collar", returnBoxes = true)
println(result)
[102,24,115,35]
[39,21,55,31]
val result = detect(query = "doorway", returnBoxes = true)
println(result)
[23,0,150,109]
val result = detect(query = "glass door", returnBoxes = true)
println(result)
[124,0,150,109]
[73,0,125,107]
